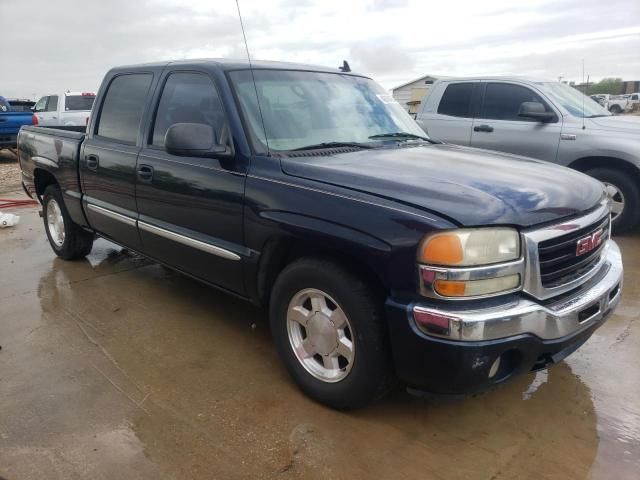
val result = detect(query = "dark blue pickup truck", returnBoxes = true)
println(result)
[17,60,623,409]
[0,96,33,150]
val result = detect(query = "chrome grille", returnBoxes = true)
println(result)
[538,215,609,288]
[522,201,611,301]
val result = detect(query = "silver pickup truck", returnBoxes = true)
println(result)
[416,78,640,233]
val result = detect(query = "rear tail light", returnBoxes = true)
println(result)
[32,114,38,125]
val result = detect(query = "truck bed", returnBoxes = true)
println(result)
[18,125,88,227]
[0,111,34,147]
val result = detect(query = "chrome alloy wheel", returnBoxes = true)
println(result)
[604,182,625,222]
[286,288,355,383]
[47,199,65,247]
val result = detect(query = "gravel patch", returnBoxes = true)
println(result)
[0,150,22,194]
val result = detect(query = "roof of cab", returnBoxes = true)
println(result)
[436,76,553,84]
[108,58,363,76]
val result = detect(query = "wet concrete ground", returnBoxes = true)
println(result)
[1,206,639,480]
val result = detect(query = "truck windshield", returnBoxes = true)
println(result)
[65,95,95,111]
[539,82,612,118]
[229,69,428,153]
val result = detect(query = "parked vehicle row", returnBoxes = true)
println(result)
[0,92,95,151]
[591,94,632,114]
[18,59,623,409]
[416,77,640,233]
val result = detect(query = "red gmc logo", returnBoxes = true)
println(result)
[576,229,604,256]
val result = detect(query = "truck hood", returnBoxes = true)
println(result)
[281,144,605,227]
[587,114,640,134]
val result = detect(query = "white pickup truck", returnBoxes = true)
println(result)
[32,92,96,127]
[596,94,632,115]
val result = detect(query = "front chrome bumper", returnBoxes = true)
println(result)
[413,240,623,341]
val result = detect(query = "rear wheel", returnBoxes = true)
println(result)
[609,104,622,114]
[586,167,640,234]
[43,185,94,259]
[269,257,394,409]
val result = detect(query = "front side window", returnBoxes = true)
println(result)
[97,74,153,144]
[152,73,226,147]
[481,83,551,121]
[46,95,58,112]
[438,83,474,118]
[229,69,426,153]
[34,96,48,113]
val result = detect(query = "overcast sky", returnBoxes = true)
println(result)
[1,0,639,99]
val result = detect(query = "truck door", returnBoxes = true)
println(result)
[80,73,154,249]
[135,70,246,294]
[470,82,561,161]
[33,95,59,126]
[417,82,476,145]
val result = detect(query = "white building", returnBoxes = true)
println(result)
[391,75,439,116]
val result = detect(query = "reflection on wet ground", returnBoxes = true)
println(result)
[1,208,639,479]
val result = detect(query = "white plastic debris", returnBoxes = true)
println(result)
[0,211,20,228]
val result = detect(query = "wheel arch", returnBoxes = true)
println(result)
[256,235,390,308]
[33,168,59,200]
[568,156,640,183]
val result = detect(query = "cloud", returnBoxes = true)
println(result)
[350,38,414,75]
[0,0,638,99]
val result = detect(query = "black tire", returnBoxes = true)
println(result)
[609,104,622,115]
[269,257,394,410]
[42,185,94,259]
[585,167,640,234]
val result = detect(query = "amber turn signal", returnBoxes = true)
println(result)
[420,233,463,265]
[433,280,467,296]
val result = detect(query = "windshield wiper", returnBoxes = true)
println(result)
[291,141,373,151]
[368,132,430,141]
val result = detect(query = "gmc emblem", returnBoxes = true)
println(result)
[576,229,604,256]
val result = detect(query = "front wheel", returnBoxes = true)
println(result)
[586,168,640,234]
[269,258,394,409]
[43,185,94,259]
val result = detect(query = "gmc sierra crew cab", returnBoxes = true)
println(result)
[416,78,640,233]
[18,60,623,409]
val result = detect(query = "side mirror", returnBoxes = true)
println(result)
[165,123,233,159]
[518,102,556,122]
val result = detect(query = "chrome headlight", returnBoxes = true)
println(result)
[417,228,523,299]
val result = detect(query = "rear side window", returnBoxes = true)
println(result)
[45,95,58,112]
[438,83,474,117]
[151,72,226,147]
[481,83,550,121]
[97,74,153,144]
[65,95,95,111]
